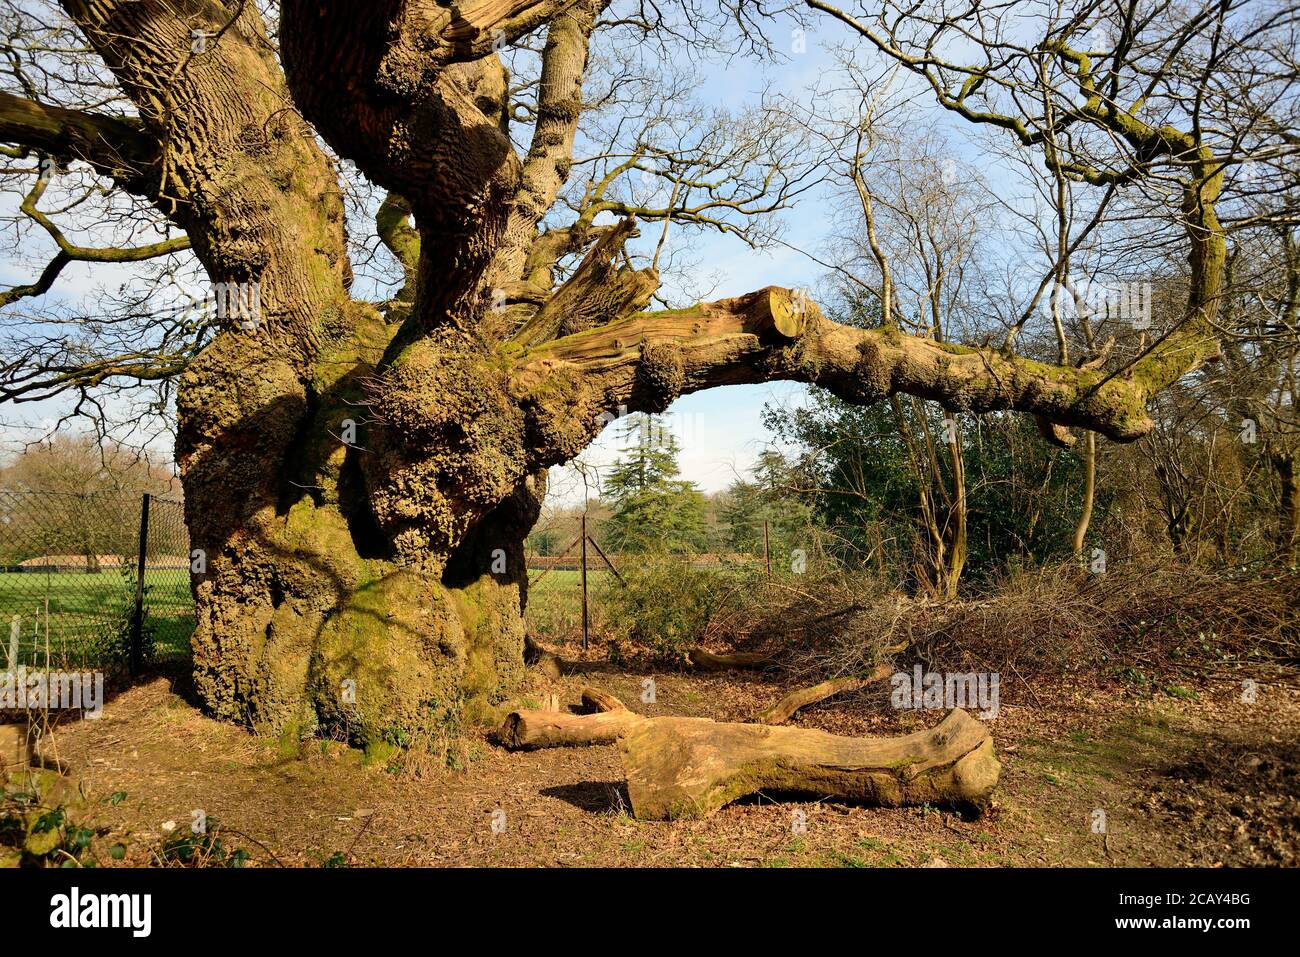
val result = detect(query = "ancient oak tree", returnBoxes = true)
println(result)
[0,1,1232,748]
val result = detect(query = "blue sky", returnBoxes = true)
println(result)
[545,23,990,506]
[545,25,837,503]
[0,14,1001,505]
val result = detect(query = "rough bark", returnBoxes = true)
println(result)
[619,708,999,820]
[41,0,540,748]
[511,218,657,346]
[0,722,32,776]
[486,0,609,290]
[274,3,1215,749]
[57,1,370,738]
[1274,449,1300,564]
[6,0,1221,753]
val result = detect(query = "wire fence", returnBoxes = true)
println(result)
[0,487,194,676]
[523,514,831,650]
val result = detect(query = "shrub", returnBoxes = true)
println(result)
[786,559,1299,693]
[600,554,748,661]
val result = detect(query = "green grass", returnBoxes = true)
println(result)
[0,570,194,668]
[527,569,610,588]
[524,568,611,641]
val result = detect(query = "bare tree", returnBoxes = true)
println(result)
[774,59,995,596]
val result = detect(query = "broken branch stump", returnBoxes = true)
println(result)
[618,708,999,820]
[524,635,567,679]
[580,688,626,714]
[0,721,31,778]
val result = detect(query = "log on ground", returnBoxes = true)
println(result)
[580,687,626,714]
[499,689,643,749]
[618,708,999,819]
[686,648,776,671]
[757,665,894,724]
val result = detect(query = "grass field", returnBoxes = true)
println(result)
[525,568,612,641]
[0,569,194,668]
[0,563,595,669]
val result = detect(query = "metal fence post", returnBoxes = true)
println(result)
[580,513,589,651]
[131,493,150,676]
[764,519,772,579]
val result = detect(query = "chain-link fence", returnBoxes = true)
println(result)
[0,488,194,676]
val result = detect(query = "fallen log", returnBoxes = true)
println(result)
[686,648,776,671]
[580,688,626,714]
[757,665,894,724]
[619,708,999,820]
[499,688,643,749]
[499,709,644,749]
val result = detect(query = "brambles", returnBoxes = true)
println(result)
[155,822,250,868]
[0,769,100,868]
[765,560,1299,699]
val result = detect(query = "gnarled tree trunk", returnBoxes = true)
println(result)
[60,1,545,749]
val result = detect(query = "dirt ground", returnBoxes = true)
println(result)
[24,651,1300,868]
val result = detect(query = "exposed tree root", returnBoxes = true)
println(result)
[524,635,568,679]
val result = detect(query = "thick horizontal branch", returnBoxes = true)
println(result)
[0,91,159,195]
[510,286,1214,465]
